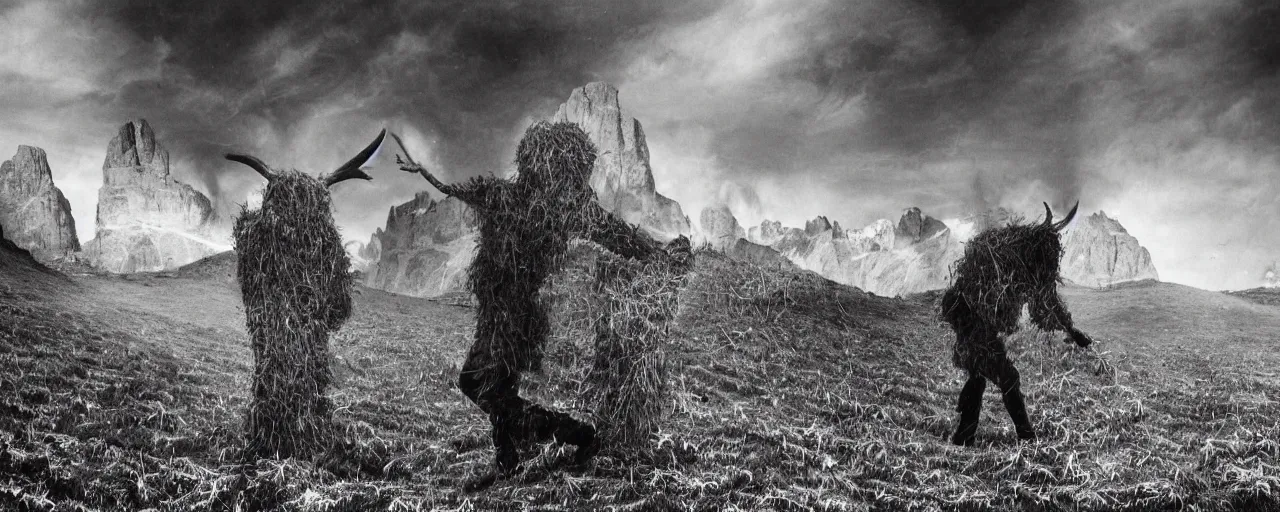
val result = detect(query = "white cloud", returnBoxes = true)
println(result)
[0,1,166,97]
[1087,131,1280,290]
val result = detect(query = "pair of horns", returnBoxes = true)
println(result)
[1042,200,1080,231]
[225,129,387,187]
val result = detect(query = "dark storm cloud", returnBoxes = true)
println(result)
[1221,1,1280,146]
[3,0,1279,289]
[0,0,721,247]
[683,0,1091,213]
[83,0,723,205]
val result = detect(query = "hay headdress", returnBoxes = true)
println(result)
[226,130,385,459]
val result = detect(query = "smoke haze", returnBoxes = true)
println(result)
[0,0,1277,290]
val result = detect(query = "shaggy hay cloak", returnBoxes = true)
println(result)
[397,121,688,475]
[234,170,354,459]
[585,237,693,452]
[457,121,661,374]
[940,213,1073,369]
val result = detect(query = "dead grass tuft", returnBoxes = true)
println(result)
[3,237,1280,510]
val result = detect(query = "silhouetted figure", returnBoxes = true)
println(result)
[393,121,691,485]
[226,130,384,459]
[940,201,1093,446]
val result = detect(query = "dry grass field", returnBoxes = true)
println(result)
[2,245,1280,511]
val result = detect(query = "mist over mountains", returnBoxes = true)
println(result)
[0,0,1276,290]
[343,82,1163,298]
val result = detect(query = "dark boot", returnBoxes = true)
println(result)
[1001,385,1036,441]
[527,405,599,465]
[951,375,986,446]
[993,364,1035,441]
[461,414,518,493]
[558,418,598,465]
[491,412,521,475]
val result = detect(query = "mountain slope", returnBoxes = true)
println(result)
[1,247,1279,510]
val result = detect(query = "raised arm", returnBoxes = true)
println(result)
[391,132,489,205]
[1030,290,1092,347]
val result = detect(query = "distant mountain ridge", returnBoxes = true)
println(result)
[359,82,1163,299]
[732,206,1160,296]
[1,86,1160,297]
[364,82,692,298]
[742,207,966,297]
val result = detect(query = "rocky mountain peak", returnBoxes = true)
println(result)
[748,220,786,246]
[364,192,478,298]
[104,119,171,186]
[1081,211,1129,235]
[552,82,689,240]
[805,216,833,236]
[1060,210,1158,287]
[0,145,80,260]
[697,204,746,251]
[84,119,228,273]
[831,220,846,239]
[4,146,54,191]
[894,207,948,248]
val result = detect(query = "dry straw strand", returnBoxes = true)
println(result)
[584,247,690,453]
[233,169,354,460]
[940,213,1075,368]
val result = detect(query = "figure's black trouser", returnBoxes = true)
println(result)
[952,341,1035,446]
[458,352,594,472]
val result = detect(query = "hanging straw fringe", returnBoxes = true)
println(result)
[584,248,689,452]
[233,170,354,460]
[940,214,1068,368]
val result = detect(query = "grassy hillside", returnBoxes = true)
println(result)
[1228,286,1280,307]
[2,245,1280,510]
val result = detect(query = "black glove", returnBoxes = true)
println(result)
[1066,328,1093,348]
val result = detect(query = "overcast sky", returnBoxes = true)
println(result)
[1,0,1277,290]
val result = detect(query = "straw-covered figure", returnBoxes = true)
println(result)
[584,235,692,453]
[226,130,385,459]
[940,201,1094,447]
[393,121,692,482]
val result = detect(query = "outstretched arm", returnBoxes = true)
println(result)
[391,132,487,205]
[1030,290,1092,347]
[581,202,662,261]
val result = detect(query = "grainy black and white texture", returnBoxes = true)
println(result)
[939,204,1090,446]
[233,170,354,460]
[400,121,691,474]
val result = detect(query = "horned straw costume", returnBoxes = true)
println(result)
[226,130,385,460]
[940,201,1094,446]
[393,121,692,479]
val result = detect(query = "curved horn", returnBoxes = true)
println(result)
[1041,202,1053,227]
[225,154,276,181]
[323,129,386,187]
[1052,200,1079,231]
